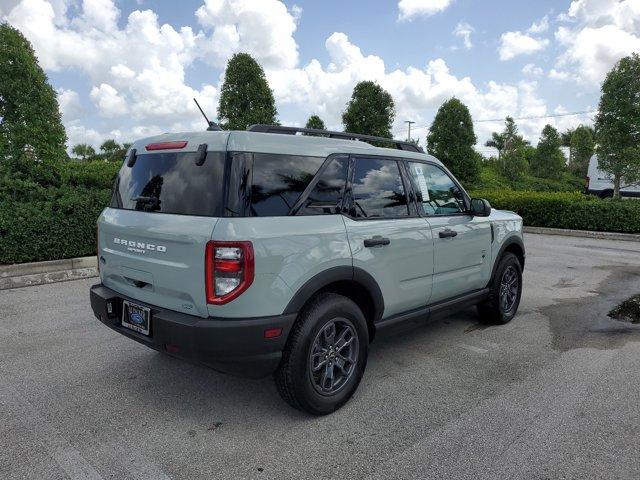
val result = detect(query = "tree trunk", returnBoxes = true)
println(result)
[613,174,622,199]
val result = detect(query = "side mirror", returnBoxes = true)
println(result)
[470,198,492,217]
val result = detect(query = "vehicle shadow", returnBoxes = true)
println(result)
[94,307,485,426]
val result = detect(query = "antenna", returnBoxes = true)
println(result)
[193,98,222,131]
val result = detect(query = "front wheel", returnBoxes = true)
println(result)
[477,252,523,324]
[274,293,368,415]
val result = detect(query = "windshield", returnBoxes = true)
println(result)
[110,151,226,217]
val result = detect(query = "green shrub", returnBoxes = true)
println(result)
[472,164,584,192]
[515,173,584,192]
[57,160,121,189]
[0,186,111,264]
[471,189,640,233]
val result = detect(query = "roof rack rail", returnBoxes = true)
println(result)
[247,124,423,153]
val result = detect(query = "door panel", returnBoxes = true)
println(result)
[404,160,492,303]
[343,217,434,318]
[344,156,434,319]
[427,215,491,302]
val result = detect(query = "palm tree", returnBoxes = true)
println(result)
[485,132,505,159]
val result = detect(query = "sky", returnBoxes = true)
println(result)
[1,0,639,154]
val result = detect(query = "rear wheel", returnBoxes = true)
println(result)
[599,190,614,199]
[274,293,368,415]
[477,252,522,325]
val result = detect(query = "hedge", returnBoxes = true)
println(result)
[0,187,111,264]
[472,189,640,234]
[57,160,121,190]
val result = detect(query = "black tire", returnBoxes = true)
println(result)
[599,190,614,199]
[274,293,368,415]
[477,252,522,325]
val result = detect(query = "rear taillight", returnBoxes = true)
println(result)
[585,175,590,188]
[205,241,254,305]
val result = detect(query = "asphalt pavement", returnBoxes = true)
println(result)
[2,233,640,480]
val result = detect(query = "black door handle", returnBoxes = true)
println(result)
[439,229,458,239]
[364,236,391,248]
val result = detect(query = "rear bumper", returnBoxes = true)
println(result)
[90,283,296,378]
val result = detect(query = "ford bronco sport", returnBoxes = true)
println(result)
[90,124,525,415]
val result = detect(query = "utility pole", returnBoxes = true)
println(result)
[405,120,415,142]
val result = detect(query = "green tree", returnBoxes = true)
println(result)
[569,125,594,176]
[484,132,505,159]
[0,24,67,170]
[305,114,326,130]
[99,139,129,162]
[217,53,278,131]
[560,128,575,166]
[426,98,480,184]
[487,117,529,180]
[501,145,528,181]
[594,53,640,198]
[531,124,566,179]
[342,81,395,138]
[71,144,96,162]
[99,139,119,160]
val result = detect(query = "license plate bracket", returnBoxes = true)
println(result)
[122,300,151,336]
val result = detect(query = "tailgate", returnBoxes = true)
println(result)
[98,208,218,317]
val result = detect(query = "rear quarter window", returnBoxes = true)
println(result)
[249,153,325,216]
[111,151,226,217]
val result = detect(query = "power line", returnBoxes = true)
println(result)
[475,109,597,123]
[393,109,597,137]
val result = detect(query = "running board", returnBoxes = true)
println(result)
[375,288,490,331]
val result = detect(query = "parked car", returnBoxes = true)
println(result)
[586,155,640,198]
[90,125,525,415]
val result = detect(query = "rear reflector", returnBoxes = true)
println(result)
[264,328,282,339]
[145,141,188,151]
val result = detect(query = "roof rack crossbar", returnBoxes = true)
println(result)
[247,124,423,153]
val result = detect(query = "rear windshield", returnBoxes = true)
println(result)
[110,152,226,217]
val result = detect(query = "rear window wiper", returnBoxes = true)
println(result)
[131,195,160,204]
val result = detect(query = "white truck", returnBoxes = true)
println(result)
[586,155,640,198]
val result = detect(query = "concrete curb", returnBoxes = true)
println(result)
[524,226,640,242]
[0,256,97,290]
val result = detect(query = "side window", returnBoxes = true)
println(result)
[250,153,324,216]
[297,157,349,215]
[351,158,409,218]
[407,162,465,215]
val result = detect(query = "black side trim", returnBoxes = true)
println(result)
[375,288,489,331]
[283,266,384,322]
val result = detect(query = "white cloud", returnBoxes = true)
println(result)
[554,0,640,84]
[195,0,299,69]
[499,31,549,61]
[3,0,222,136]
[453,21,473,49]
[522,63,543,76]
[265,32,556,144]
[528,15,549,34]
[65,124,104,148]
[398,0,453,21]
[56,88,83,121]
[548,68,572,81]
[90,83,128,117]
